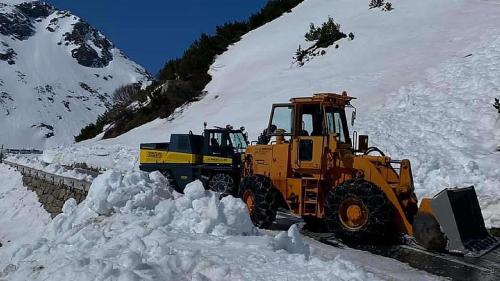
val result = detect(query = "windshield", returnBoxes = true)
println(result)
[270,105,294,134]
[229,132,248,151]
[325,107,350,144]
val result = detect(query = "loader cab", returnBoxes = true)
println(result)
[268,99,351,141]
[268,97,352,142]
[267,93,353,171]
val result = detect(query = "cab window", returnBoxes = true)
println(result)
[270,105,294,135]
[325,107,349,144]
[208,132,228,155]
[229,132,247,150]
[299,104,323,136]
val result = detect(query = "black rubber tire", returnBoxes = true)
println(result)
[239,176,279,228]
[208,173,235,195]
[413,213,447,251]
[324,179,393,243]
[161,170,183,193]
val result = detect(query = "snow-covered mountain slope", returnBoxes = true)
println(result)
[0,165,437,280]
[90,0,500,143]
[50,0,500,225]
[0,0,149,149]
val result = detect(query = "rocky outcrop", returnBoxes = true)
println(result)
[0,1,114,68]
[0,2,53,41]
[0,42,16,65]
[63,21,113,68]
[0,1,150,148]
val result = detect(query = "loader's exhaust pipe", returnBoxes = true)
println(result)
[416,186,500,257]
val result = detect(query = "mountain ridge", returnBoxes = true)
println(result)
[0,0,149,149]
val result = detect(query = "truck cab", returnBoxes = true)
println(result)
[139,126,248,194]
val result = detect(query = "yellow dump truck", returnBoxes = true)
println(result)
[139,126,248,194]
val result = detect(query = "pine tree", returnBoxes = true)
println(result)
[494,98,500,114]
[294,45,307,66]
[305,23,321,42]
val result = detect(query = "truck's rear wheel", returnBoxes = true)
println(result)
[239,176,278,228]
[325,179,393,242]
[208,173,234,195]
[161,170,182,193]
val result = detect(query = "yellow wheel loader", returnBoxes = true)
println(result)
[239,92,498,257]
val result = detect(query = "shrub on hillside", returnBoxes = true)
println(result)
[383,2,393,11]
[369,0,393,11]
[293,17,347,66]
[494,98,500,114]
[305,17,346,48]
[74,115,106,142]
[369,0,385,9]
[112,84,140,107]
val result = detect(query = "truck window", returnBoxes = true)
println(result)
[208,132,224,154]
[229,132,247,150]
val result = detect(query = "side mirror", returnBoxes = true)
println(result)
[351,110,357,126]
[358,135,368,152]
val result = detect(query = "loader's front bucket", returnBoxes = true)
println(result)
[431,186,499,257]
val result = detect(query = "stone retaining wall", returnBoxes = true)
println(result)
[3,160,92,218]
[22,175,88,217]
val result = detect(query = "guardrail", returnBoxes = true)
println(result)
[0,148,43,155]
[3,160,92,192]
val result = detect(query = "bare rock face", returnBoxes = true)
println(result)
[0,42,16,65]
[63,21,113,68]
[0,2,53,41]
[1,1,114,68]
[16,1,53,19]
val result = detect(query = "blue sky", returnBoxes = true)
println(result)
[46,0,268,75]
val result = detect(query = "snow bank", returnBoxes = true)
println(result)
[0,164,50,245]
[0,169,422,281]
[360,36,500,226]
[273,224,310,258]
[43,144,138,172]
[5,154,94,181]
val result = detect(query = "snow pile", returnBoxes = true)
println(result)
[5,155,94,181]
[273,224,310,258]
[0,164,50,245]
[84,170,255,236]
[43,144,139,171]
[0,168,426,281]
